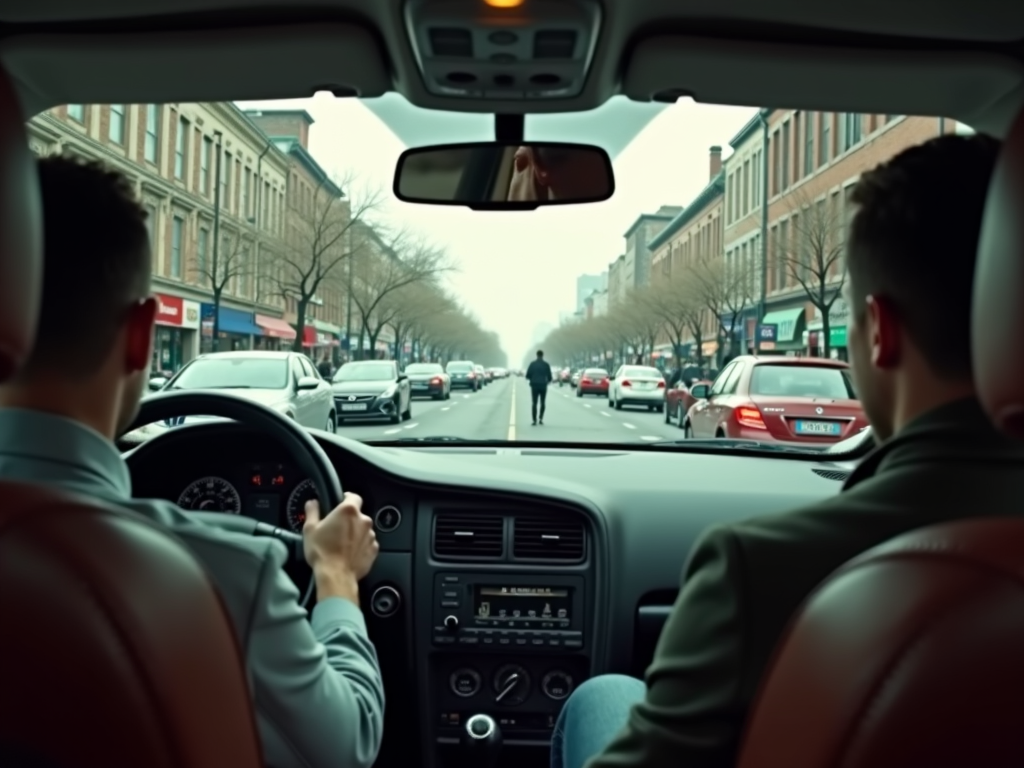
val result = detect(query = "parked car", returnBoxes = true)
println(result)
[446,360,480,391]
[576,368,610,397]
[153,350,336,432]
[475,364,490,385]
[331,359,412,425]
[664,378,712,428]
[683,356,867,445]
[607,364,667,411]
[404,362,451,400]
[570,370,582,388]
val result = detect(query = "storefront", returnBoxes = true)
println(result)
[152,293,200,375]
[254,314,297,351]
[303,319,341,364]
[802,298,849,361]
[758,306,807,353]
[200,303,263,352]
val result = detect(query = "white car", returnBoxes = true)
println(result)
[608,365,667,412]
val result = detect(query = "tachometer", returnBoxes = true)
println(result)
[286,479,320,531]
[177,476,241,514]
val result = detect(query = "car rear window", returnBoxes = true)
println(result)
[622,366,662,379]
[447,363,473,372]
[583,369,608,377]
[750,365,855,399]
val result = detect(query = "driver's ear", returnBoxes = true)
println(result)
[124,297,158,374]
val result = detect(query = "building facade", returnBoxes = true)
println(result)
[621,205,682,295]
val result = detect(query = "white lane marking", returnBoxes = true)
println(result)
[507,380,516,441]
[404,422,418,429]
[383,428,402,434]
[640,435,660,441]
[441,407,451,412]
[600,411,610,417]
[623,423,637,430]
[583,403,592,408]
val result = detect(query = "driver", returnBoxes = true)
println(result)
[508,145,610,202]
[0,157,384,768]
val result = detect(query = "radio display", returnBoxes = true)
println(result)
[473,586,571,625]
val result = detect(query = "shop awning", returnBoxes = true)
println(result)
[254,314,297,340]
[202,304,262,336]
[310,319,341,335]
[760,307,806,342]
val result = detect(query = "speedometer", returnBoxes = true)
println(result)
[286,479,320,531]
[177,476,242,514]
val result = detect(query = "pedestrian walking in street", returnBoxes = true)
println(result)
[525,349,553,425]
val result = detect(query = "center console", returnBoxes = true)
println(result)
[428,572,590,750]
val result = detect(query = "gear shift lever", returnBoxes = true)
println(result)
[460,713,502,768]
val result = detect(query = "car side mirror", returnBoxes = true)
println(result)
[296,376,320,391]
[690,384,710,399]
[398,374,408,382]
[148,377,167,392]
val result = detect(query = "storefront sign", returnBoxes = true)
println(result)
[182,300,201,330]
[828,298,849,327]
[155,293,184,327]
[757,324,778,342]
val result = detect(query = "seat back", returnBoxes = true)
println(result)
[0,72,262,768]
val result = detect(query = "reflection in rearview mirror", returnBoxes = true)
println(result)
[393,141,614,209]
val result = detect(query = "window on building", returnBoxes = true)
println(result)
[792,111,802,183]
[144,204,157,249]
[223,152,232,210]
[109,104,125,144]
[174,117,188,180]
[197,227,209,277]
[771,134,780,196]
[242,170,251,219]
[840,113,861,152]
[200,137,212,195]
[819,113,831,166]
[779,218,790,289]
[143,105,159,164]
[803,111,814,176]
[742,160,750,216]
[170,216,184,278]
[67,104,85,122]
[781,120,791,190]
[727,175,734,223]
[262,181,270,229]
[240,248,251,297]
[752,150,760,208]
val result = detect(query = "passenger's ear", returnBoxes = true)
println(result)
[866,294,902,370]
[124,297,157,374]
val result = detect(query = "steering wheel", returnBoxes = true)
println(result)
[122,390,344,606]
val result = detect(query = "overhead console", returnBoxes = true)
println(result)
[404,0,602,101]
[413,500,596,767]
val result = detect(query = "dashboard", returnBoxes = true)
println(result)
[124,425,852,768]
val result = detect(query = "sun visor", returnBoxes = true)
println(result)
[1,23,391,117]
[623,35,1024,135]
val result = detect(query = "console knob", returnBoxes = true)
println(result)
[444,614,460,631]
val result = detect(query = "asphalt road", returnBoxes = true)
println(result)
[337,378,690,444]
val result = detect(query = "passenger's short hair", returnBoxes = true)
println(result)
[847,133,1000,380]
[536,350,544,358]
[27,156,152,376]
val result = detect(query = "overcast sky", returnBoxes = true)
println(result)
[238,95,757,364]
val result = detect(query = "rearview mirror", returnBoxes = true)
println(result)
[148,377,167,392]
[393,141,614,209]
[296,376,321,391]
[690,384,710,400]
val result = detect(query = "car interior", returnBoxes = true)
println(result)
[2,1,1024,767]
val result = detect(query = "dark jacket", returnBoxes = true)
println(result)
[589,397,1024,768]
[525,359,553,389]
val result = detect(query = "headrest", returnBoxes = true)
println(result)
[974,108,1024,437]
[0,67,41,383]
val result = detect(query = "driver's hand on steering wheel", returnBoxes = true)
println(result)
[302,494,379,606]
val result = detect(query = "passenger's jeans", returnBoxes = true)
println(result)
[551,674,646,768]
[531,386,548,422]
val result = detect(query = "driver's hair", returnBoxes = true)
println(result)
[21,156,151,379]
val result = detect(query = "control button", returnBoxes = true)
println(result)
[514,637,528,646]
[442,590,459,599]
[531,638,545,646]
[450,668,482,698]
[564,639,583,648]
[547,638,561,647]
[441,600,460,608]
[373,505,402,533]
[442,575,459,583]
[481,634,495,645]
[443,615,460,632]
[369,586,400,618]
[542,671,574,701]
[434,635,455,645]
[457,635,479,645]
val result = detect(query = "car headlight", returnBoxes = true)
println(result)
[381,384,397,398]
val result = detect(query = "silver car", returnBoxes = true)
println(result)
[150,350,336,432]
[608,364,668,412]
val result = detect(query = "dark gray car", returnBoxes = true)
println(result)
[331,360,412,425]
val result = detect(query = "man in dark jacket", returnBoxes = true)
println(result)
[525,350,553,425]
[550,134,1024,768]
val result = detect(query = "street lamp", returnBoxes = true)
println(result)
[210,129,223,351]
[756,109,770,354]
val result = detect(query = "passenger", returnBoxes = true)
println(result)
[550,133,1024,768]
[0,157,385,768]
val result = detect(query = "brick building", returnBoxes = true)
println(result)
[621,205,683,294]
[28,102,292,372]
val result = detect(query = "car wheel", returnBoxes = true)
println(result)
[326,412,336,433]
[390,405,401,424]
[657,404,664,413]
[402,401,412,421]
[684,421,693,438]
[576,389,582,398]
[614,399,623,410]
[664,405,671,424]
[676,407,686,429]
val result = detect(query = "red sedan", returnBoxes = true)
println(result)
[684,356,867,445]
[664,378,712,428]
[576,367,610,397]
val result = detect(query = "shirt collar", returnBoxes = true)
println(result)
[0,408,132,498]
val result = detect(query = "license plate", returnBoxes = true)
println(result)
[794,420,841,436]
[636,382,653,390]
[341,403,368,412]
[412,384,428,389]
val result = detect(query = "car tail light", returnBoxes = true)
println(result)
[431,377,441,384]
[735,405,767,430]
[469,373,476,378]
[581,378,591,385]
[621,380,632,387]
[657,381,666,389]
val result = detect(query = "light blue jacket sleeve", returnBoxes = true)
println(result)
[246,543,385,768]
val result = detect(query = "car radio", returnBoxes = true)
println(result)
[431,573,586,651]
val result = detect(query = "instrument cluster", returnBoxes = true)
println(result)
[175,463,322,532]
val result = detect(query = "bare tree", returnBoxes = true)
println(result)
[650,272,709,369]
[193,226,255,350]
[383,280,448,365]
[690,251,758,364]
[264,171,384,352]
[776,188,849,356]
[619,288,665,365]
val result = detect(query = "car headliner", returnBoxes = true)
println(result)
[0,0,1022,139]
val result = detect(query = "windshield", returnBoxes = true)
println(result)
[584,369,608,377]
[65,96,960,449]
[750,365,855,399]
[334,362,396,382]
[406,364,443,374]
[171,358,288,390]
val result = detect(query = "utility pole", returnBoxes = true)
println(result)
[251,140,272,322]
[211,129,223,352]
[757,109,770,354]
[346,234,354,360]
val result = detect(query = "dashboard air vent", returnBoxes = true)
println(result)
[513,514,585,562]
[533,30,577,59]
[812,467,851,482]
[429,27,473,57]
[434,513,504,559]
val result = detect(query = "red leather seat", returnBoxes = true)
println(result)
[737,112,1024,768]
[0,69,262,768]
